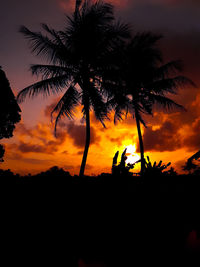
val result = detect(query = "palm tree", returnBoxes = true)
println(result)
[17,0,130,176]
[107,33,194,175]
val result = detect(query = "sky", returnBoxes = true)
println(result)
[1,0,200,175]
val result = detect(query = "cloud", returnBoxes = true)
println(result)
[140,119,182,152]
[159,31,200,86]
[11,122,68,154]
[18,142,44,153]
[12,120,101,155]
[5,151,53,166]
[183,118,200,151]
[15,123,34,137]
[108,137,123,146]
[56,0,74,12]
[65,122,101,148]
[44,101,57,118]
[138,103,200,153]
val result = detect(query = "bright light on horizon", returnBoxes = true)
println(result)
[125,144,140,165]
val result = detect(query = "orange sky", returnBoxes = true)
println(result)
[1,0,200,175]
[2,100,196,175]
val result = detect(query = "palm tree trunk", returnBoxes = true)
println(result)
[79,105,90,177]
[135,109,145,175]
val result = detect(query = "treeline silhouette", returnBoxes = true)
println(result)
[0,167,200,266]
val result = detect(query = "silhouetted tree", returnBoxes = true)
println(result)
[0,66,21,139]
[17,0,129,176]
[0,66,21,161]
[107,33,194,175]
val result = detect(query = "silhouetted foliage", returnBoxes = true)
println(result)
[144,156,172,176]
[112,148,140,176]
[0,66,21,139]
[17,0,130,176]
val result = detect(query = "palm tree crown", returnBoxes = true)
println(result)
[17,0,130,176]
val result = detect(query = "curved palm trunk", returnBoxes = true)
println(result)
[79,105,90,177]
[135,109,145,176]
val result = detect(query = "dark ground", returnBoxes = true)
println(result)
[0,168,200,266]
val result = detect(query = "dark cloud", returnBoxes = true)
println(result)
[44,98,60,118]
[12,122,68,154]
[108,137,122,146]
[44,102,57,118]
[61,150,68,154]
[138,105,200,153]
[11,120,101,155]
[65,122,101,148]
[139,119,182,152]
[18,142,44,153]
[183,118,200,151]
[15,123,34,137]
[6,151,52,165]
[159,31,200,86]
[16,122,50,142]
[117,0,200,32]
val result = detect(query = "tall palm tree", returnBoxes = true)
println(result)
[17,0,130,176]
[107,33,194,175]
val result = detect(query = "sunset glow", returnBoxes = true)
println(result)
[1,0,200,175]
[125,144,141,165]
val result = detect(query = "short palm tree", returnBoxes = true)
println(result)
[107,33,194,175]
[17,0,130,176]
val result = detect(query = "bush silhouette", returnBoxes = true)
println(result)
[112,148,139,176]
[144,156,172,176]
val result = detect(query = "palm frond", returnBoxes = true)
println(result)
[148,93,185,112]
[130,32,163,64]
[83,0,114,23]
[155,60,183,79]
[107,94,130,124]
[19,26,68,65]
[108,20,131,41]
[88,84,110,127]
[41,23,64,45]
[51,85,80,135]
[17,75,68,103]
[131,32,163,49]
[30,64,75,79]
[147,76,195,95]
